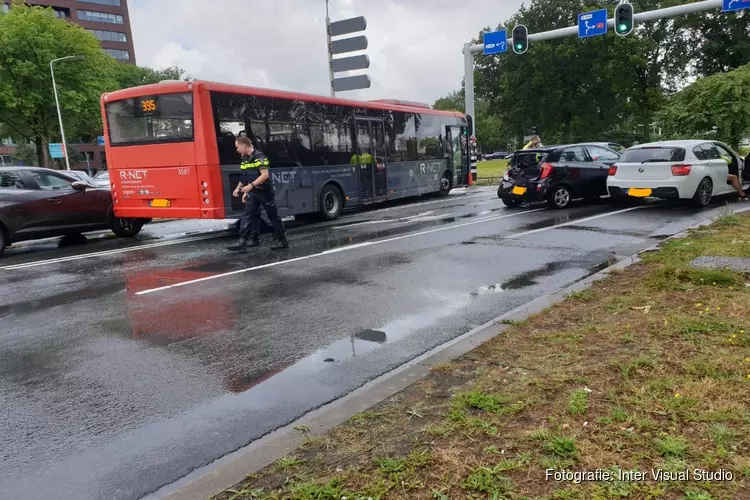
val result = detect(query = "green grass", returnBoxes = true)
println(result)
[476,159,509,183]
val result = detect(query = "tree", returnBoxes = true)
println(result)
[11,142,37,166]
[433,90,464,112]
[658,63,750,150]
[0,1,118,167]
[112,63,193,89]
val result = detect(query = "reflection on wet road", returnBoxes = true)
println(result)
[0,187,743,500]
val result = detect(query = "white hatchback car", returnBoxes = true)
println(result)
[607,140,748,207]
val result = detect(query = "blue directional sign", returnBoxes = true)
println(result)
[48,143,64,159]
[97,135,105,146]
[578,9,608,39]
[723,0,750,12]
[483,29,508,55]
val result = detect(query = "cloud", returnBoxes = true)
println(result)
[129,0,523,104]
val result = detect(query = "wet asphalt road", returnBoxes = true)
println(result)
[0,187,744,500]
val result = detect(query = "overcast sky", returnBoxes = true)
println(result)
[129,0,524,105]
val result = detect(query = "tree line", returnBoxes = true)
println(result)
[434,0,750,152]
[0,1,190,168]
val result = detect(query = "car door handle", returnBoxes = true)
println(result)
[47,198,63,204]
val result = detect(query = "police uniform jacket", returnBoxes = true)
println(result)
[240,150,273,191]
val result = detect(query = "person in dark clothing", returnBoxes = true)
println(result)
[227,136,288,252]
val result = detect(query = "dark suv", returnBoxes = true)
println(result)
[0,166,151,256]
[497,143,621,209]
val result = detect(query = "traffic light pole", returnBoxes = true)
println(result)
[461,0,723,144]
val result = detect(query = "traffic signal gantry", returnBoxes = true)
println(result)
[462,0,749,146]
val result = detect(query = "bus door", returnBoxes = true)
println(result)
[446,125,469,186]
[354,118,388,200]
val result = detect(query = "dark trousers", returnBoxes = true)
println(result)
[239,189,285,240]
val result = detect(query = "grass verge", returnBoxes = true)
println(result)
[475,159,509,186]
[215,213,750,500]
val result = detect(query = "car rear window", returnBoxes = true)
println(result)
[619,147,686,163]
[513,152,545,168]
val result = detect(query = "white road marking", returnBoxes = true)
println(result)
[135,207,549,296]
[1,191,494,271]
[137,205,647,296]
[0,233,224,271]
[503,205,645,239]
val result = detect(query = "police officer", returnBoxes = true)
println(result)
[227,136,289,252]
[523,135,542,150]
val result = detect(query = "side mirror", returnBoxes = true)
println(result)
[71,181,87,192]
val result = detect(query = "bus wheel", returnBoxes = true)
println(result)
[438,172,452,196]
[111,217,143,237]
[319,185,343,221]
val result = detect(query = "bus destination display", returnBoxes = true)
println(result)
[134,96,160,117]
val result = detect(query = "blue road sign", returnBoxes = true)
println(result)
[483,29,508,55]
[578,9,608,39]
[48,143,64,159]
[97,135,105,146]
[723,0,750,12]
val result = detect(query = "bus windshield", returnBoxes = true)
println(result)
[105,92,194,146]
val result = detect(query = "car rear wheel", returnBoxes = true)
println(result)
[548,186,572,209]
[691,177,713,208]
[111,217,143,237]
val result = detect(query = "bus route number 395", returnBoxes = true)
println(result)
[178,168,190,176]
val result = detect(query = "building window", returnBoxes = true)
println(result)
[87,29,127,42]
[78,0,121,6]
[105,48,130,60]
[78,9,123,24]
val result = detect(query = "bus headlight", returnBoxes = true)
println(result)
[202,190,208,196]
[203,198,210,204]
[201,181,208,188]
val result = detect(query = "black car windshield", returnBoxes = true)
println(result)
[620,147,686,163]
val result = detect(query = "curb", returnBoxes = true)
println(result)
[151,203,750,500]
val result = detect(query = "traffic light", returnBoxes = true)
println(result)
[465,114,474,137]
[512,25,528,55]
[615,3,634,36]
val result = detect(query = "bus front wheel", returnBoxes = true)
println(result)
[319,185,343,221]
[438,172,452,196]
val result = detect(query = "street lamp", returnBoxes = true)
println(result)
[50,55,84,171]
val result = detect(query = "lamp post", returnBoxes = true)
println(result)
[50,55,84,170]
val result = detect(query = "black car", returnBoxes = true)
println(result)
[483,151,510,160]
[497,143,621,209]
[0,166,151,256]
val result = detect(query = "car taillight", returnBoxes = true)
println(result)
[671,164,692,176]
[608,164,618,176]
[539,162,554,179]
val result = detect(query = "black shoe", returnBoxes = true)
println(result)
[271,236,289,250]
[247,238,261,247]
[227,238,248,252]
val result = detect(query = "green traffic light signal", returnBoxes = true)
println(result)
[512,24,528,55]
[615,3,634,36]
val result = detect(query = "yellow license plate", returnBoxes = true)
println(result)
[512,186,527,195]
[149,199,171,207]
[628,188,652,198]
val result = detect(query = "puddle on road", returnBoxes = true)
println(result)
[470,257,613,297]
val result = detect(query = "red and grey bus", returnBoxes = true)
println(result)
[100,80,470,232]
